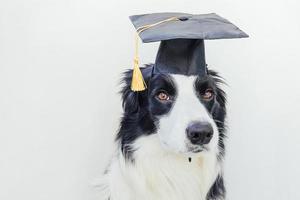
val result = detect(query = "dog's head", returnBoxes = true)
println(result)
[118,64,226,158]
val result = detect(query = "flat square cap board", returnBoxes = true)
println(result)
[129,13,248,42]
[128,12,248,91]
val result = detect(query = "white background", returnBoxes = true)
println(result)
[1,0,300,199]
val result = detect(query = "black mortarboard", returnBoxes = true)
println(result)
[129,12,248,91]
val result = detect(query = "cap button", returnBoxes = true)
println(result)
[178,16,189,21]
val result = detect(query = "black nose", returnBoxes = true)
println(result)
[186,122,213,145]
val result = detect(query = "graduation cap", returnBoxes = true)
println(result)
[129,12,248,91]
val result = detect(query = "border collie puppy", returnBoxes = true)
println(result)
[101,64,227,200]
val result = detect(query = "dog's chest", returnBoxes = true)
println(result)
[126,156,217,200]
[106,135,219,200]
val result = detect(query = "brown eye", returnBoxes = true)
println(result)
[157,91,170,101]
[202,89,214,100]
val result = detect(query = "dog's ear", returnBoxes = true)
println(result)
[120,65,153,114]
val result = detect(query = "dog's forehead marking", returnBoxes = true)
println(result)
[169,74,208,116]
[170,74,213,121]
[171,74,197,91]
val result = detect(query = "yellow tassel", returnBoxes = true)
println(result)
[131,58,146,91]
[131,31,147,91]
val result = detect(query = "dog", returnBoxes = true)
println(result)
[101,64,227,200]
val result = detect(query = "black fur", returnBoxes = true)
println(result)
[206,175,226,200]
[116,64,227,199]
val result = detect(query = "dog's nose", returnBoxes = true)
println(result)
[186,122,213,145]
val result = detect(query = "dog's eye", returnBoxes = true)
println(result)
[156,91,170,101]
[202,89,214,100]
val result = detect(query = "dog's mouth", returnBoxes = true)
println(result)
[187,145,208,153]
[161,140,209,154]
[191,148,203,153]
[186,146,209,163]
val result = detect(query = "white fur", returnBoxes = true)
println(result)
[101,135,220,200]
[101,75,221,200]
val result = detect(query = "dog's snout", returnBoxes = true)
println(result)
[186,122,213,145]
